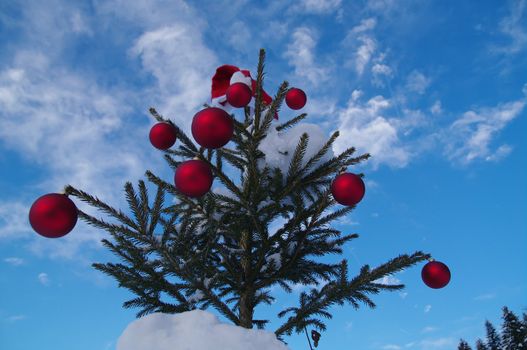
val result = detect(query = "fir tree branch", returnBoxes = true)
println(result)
[286,133,309,182]
[253,48,266,133]
[302,131,339,173]
[256,81,289,141]
[147,184,165,236]
[274,113,308,133]
[64,185,139,230]
[274,252,431,337]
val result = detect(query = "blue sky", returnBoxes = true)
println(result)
[0,0,526,349]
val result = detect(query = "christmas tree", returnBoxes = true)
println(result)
[30,49,433,347]
[458,306,527,350]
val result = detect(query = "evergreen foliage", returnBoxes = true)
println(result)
[459,306,527,350]
[486,320,502,350]
[459,340,473,350]
[63,49,430,343]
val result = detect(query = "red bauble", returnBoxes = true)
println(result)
[285,88,307,110]
[226,82,252,108]
[422,260,451,289]
[175,160,213,198]
[29,193,78,238]
[331,173,365,206]
[191,107,234,149]
[149,122,177,150]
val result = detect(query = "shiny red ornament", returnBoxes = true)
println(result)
[175,160,213,198]
[29,193,78,238]
[331,173,365,206]
[422,260,451,289]
[226,82,252,108]
[285,88,307,110]
[191,107,234,149]
[149,122,177,150]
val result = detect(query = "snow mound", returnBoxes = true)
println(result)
[117,309,290,350]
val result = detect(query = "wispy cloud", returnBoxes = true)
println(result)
[422,326,438,333]
[383,336,455,350]
[0,201,30,240]
[474,293,496,301]
[5,314,27,323]
[4,257,24,266]
[491,0,527,55]
[297,0,342,13]
[333,90,411,169]
[418,337,456,348]
[424,304,432,313]
[443,94,526,164]
[374,275,401,285]
[343,18,377,76]
[406,70,431,95]
[284,27,330,87]
[129,24,217,128]
[382,345,401,350]
[38,272,50,286]
[430,100,442,115]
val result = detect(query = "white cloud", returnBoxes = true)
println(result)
[367,0,396,12]
[0,201,31,240]
[298,0,342,13]
[38,272,50,286]
[4,257,24,266]
[0,50,157,259]
[94,0,204,30]
[355,37,377,76]
[384,337,455,350]
[333,91,411,169]
[424,304,432,313]
[351,18,377,34]
[130,25,217,130]
[117,310,289,350]
[444,97,525,164]
[227,21,252,50]
[422,326,438,333]
[374,275,401,285]
[430,100,442,115]
[418,337,455,348]
[343,19,377,76]
[372,63,392,76]
[5,314,27,322]
[70,11,93,35]
[382,345,402,350]
[406,70,431,94]
[284,27,330,87]
[474,293,496,301]
[492,0,527,55]
[299,0,342,14]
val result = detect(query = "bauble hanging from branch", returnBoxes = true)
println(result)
[29,193,78,238]
[149,122,177,150]
[331,172,365,206]
[285,87,307,110]
[226,82,252,108]
[175,159,213,198]
[421,259,451,289]
[191,107,234,149]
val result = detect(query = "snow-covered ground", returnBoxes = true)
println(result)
[117,310,289,350]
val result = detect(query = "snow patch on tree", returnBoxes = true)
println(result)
[117,310,289,350]
[257,123,334,175]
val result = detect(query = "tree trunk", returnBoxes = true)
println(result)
[239,289,254,328]
[239,229,254,328]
